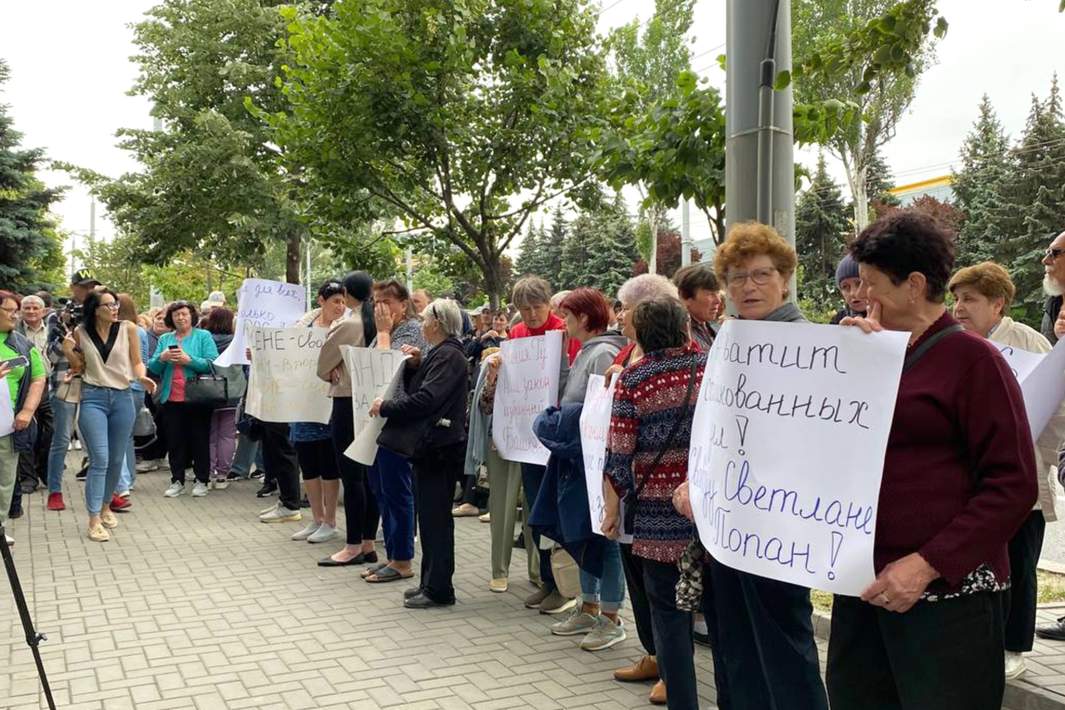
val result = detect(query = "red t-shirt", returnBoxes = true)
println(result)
[509,312,582,365]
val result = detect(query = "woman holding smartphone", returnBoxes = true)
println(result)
[148,301,219,499]
[63,288,156,542]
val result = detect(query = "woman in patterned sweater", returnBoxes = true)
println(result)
[603,297,705,710]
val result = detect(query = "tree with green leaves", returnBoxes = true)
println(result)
[266,0,609,306]
[0,60,65,292]
[952,95,1013,268]
[792,0,941,233]
[63,0,343,285]
[584,195,640,296]
[996,76,1065,320]
[559,213,596,290]
[516,221,546,279]
[795,153,850,312]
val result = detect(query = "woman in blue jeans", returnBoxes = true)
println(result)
[63,289,156,542]
[361,279,425,583]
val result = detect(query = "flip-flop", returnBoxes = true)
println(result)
[365,566,414,583]
[360,562,389,579]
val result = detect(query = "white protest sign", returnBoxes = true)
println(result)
[0,389,12,437]
[492,330,563,466]
[1018,337,1065,441]
[688,320,908,596]
[579,374,633,543]
[245,327,332,424]
[215,279,307,366]
[341,346,409,465]
[995,343,1045,383]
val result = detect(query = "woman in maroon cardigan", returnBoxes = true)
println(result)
[832,211,1038,709]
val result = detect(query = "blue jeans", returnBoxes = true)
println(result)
[367,447,415,561]
[47,395,78,493]
[229,433,262,478]
[579,539,626,613]
[117,389,142,493]
[79,385,136,515]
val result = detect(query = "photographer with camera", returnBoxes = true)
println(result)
[43,270,99,511]
[0,290,47,547]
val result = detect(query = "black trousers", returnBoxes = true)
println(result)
[707,558,827,710]
[330,397,379,545]
[827,591,1005,710]
[162,402,212,484]
[18,392,52,485]
[620,542,656,655]
[1006,510,1046,652]
[413,442,464,603]
[643,558,697,710]
[259,421,301,512]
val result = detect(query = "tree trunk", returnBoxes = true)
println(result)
[482,254,503,310]
[285,233,301,285]
[647,211,660,274]
[852,166,870,233]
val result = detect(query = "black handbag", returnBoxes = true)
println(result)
[184,365,229,407]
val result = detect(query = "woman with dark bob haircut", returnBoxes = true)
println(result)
[830,210,1037,709]
[148,300,220,499]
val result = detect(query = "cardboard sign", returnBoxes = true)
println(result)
[245,327,331,424]
[215,279,306,366]
[688,320,907,595]
[341,346,409,465]
[491,331,563,465]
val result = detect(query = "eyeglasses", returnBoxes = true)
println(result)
[727,267,778,287]
[0,305,17,315]
[99,302,120,310]
[1046,248,1065,261]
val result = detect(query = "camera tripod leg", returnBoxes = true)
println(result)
[0,525,57,710]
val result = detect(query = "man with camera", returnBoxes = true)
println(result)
[41,270,99,512]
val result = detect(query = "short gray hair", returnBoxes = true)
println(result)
[20,295,45,309]
[617,274,678,308]
[511,276,553,308]
[424,298,463,338]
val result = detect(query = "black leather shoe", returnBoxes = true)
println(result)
[403,586,424,600]
[404,593,455,609]
[1036,616,1065,641]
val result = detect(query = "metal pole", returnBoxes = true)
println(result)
[726,0,795,289]
[305,235,313,304]
[681,199,692,268]
[0,526,57,710]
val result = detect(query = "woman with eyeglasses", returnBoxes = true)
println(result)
[148,301,220,500]
[62,288,156,542]
[288,281,347,545]
[673,222,828,710]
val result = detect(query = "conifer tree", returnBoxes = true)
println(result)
[952,94,1013,268]
[795,153,850,310]
[0,60,64,290]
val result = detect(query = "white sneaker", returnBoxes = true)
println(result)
[4,534,13,547]
[117,490,131,499]
[135,460,159,473]
[259,503,279,517]
[211,480,229,490]
[291,522,321,541]
[260,506,302,524]
[307,523,339,544]
[163,481,186,498]
[1005,651,1026,680]
[191,482,209,497]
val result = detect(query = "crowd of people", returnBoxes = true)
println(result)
[0,208,1063,709]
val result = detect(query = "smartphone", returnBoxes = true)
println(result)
[1,356,29,369]
[167,345,179,351]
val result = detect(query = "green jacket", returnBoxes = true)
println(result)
[147,328,219,404]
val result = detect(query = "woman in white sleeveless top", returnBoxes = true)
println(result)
[63,288,155,542]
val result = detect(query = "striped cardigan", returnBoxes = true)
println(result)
[604,343,705,563]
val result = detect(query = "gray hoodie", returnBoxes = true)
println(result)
[561,331,629,404]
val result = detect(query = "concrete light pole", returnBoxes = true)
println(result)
[725,0,795,286]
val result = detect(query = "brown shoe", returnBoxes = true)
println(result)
[614,655,659,682]
[649,679,667,705]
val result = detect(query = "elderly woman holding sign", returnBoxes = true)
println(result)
[674,222,828,710]
[369,299,468,609]
[950,260,1061,679]
[833,211,1036,709]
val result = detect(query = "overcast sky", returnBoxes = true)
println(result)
[2,0,1063,265]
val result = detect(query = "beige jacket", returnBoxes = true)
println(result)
[991,316,1061,521]
[316,312,364,398]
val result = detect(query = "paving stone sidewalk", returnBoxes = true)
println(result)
[2,458,1061,709]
